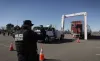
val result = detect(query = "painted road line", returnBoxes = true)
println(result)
[96,54,100,55]
[0,44,9,47]
[96,47,100,48]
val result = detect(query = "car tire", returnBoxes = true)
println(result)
[60,35,64,40]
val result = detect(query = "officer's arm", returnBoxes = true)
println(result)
[34,32,41,40]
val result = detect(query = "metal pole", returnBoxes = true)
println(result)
[84,12,87,40]
[61,15,65,31]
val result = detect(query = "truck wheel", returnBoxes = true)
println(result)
[60,35,64,40]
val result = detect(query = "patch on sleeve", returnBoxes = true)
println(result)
[15,34,23,41]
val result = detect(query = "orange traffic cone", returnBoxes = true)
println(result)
[76,38,80,43]
[39,48,44,61]
[9,43,14,51]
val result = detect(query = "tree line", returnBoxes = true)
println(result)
[0,23,20,33]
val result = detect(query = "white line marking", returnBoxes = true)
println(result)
[96,47,100,48]
[96,54,100,55]
[0,44,9,47]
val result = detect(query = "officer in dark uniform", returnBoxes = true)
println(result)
[8,31,10,36]
[40,25,46,42]
[14,20,39,61]
[3,30,5,36]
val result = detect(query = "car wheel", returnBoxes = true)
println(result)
[60,35,64,40]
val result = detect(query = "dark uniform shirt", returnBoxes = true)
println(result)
[14,29,39,61]
[14,29,38,52]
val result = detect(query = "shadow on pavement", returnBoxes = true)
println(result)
[88,35,100,40]
[9,50,16,51]
[80,35,100,40]
[42,39,75,44]
[12,50,16,51]
[44,59,61,61]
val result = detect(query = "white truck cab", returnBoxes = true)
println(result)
[33,25,64,43]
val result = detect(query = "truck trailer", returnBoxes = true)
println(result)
[71,20,91,38]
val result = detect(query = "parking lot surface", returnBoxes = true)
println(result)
[0,34,100,61]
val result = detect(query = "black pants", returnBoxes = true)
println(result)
[17,51,39,61]
[15,44,39,61]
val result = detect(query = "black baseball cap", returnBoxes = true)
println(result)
[23,20,34,26]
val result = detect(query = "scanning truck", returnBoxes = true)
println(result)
[33,25,64,43]
[71,20,91,38]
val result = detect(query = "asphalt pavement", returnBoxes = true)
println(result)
[0,34,100,61]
